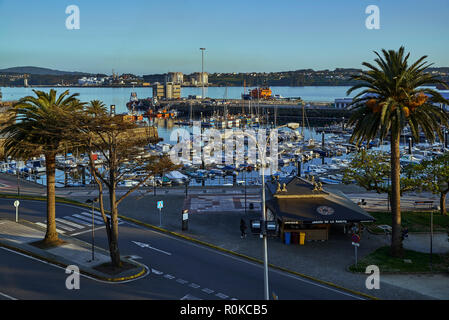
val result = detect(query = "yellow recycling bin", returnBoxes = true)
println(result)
[299,232,305,245]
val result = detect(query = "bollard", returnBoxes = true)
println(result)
[182,210,189,231]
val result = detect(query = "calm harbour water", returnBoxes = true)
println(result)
[1,86,358,114]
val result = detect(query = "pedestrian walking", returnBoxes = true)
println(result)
[240,218,247,238]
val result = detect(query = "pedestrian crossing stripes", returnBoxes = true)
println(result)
[55,218,84,229]
[35,222,67,234]
[37,211,124,235]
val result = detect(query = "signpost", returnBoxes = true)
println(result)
[157,200,164,226]
[14,200,20,222]
[351,234,360,267]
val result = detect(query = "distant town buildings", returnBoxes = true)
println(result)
[152,82,181,100]
[334,98,353,109]
[192,72,208,86]
[78,76,107,85]
[167,72,184,85]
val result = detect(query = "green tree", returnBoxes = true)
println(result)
[413,153,449,215]
[343,149,419,196]
[86,100,107,117]
[347,47,449,257]
[0,89,85,245]
[73,110,176,267]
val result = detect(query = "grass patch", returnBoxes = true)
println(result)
[349,246,449,273]
[93,261,136,275]
[365,211,449,233]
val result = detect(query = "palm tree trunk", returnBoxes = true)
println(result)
[390,134,403,257]
[44,152,59,243]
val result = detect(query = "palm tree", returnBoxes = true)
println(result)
[86,100,107,117]
[1,89,85,245]
[347,47,449,257]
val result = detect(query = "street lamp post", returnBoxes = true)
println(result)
[223,122,299,300]
[86,197,98,261]
[200,48,206,99]
[17,168,20,197]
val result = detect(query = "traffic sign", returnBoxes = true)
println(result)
[157,201,164,209]
[14,200,20,208]
[351,234,360,243]
[352,242,360,247]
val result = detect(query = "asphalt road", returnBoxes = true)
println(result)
[0,198,364,300]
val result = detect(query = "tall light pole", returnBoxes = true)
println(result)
[200,48,206,99]
[223,122,299,300]
[86,197,98,261]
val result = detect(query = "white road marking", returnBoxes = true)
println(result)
[151,268,163,275]
[180,294,202,300]
[54,222,75,232]
[231,298,238,300]
[163,274,175,280]
[189,283,201,289]
[70,226,106,236]
[79,212,105,223]
[129,222,365,300]
[55,218,84,229]
[216,293,228,299]
[35,222,65,234]
[0,246,149,285]
[202,288,214,294]
[0,291,17,300]
[132,241,172,256]
[176,279,188,284]
[62,216,90,225]
[72,214,102,224]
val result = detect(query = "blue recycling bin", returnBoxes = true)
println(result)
[284,232,291,245]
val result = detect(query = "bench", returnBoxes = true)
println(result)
[414,200,434,209]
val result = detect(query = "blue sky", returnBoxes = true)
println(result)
[0,0,448,75]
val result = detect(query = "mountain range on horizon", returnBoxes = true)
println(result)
[0,66,91,76]
[1,65,449,77]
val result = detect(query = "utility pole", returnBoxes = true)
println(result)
[200,48,206,99]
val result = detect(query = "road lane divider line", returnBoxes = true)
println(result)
[132,241,172,256]
[202,288,214,294]
[176,279,188,284]
[216,293,228,299]
[151,268,163,275]
[0,291,18,300]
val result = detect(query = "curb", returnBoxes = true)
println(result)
[0,240,148,282]
[1,194,378,299]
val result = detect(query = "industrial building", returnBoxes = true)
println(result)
[191,72,208,86]
[168,72,184,84]
[152,82,181,100]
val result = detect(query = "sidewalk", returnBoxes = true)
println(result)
[0,219,147,282]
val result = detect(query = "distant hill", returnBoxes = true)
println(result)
[0,66,90,76]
